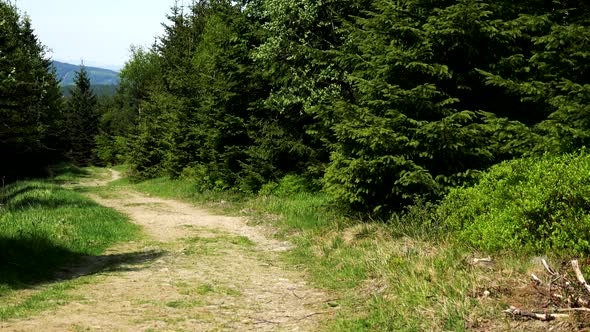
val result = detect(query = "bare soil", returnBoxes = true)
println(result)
[1,170,331,331]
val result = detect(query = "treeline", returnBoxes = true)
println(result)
[3,0,589,215]
[97,0,590,214]
[0,1,62,177]
[0,1,104,178]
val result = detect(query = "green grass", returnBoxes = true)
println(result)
[0,179,142,319]
[195,283,241,296]
[48,163,109,183]
[121,171,588,331]
[181,235,256,257]
[0,277,93,320]
[122,175,480,330]
[165,299,204,308]
[111,176,250,212]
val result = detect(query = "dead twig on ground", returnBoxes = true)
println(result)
[296,311,333,321]
[571,260,590,296]
[251,311,333,325]
[505,258,590,324]
[542,259,556,276]
[556,307,590,313]
[473,257,492,263]
[504,306,569,321]
[291,290,303,299]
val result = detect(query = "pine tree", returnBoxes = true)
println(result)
[110,0,590,216]
[127,0,271,190]
[125,1,201,178]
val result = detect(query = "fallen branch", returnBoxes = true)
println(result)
[251,318,280,325]
[542,259,556,276]
[473,257,492,263]
[571,260,590,296]
[296,311,333,321]
[303,298,339,306]
[251,311,333,324]
[531,274,542,286]
[556,307,590,313]
[291,290,303,299]
[503,306,569,321]
[505,259,590,323]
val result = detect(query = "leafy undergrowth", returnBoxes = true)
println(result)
[439,151,590,256]
[0,179,141,319]
[121,172,590,331]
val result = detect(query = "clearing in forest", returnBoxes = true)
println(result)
[1,170,331,331]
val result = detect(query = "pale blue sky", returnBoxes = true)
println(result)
[15,0,176,70]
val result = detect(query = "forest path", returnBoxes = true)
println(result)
[1,170,330,331]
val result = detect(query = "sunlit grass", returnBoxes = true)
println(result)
[123,172,574,331]
[0,276,95,320]
[0,179,141,319]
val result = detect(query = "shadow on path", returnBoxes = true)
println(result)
[0,235,165,292]
[0,177,163,294]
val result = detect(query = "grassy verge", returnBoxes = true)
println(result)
[0,175,141,319]
[117,172,588,330]
[229,194,498,330]
[48,163,110,183]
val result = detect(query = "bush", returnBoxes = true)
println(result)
[438,151,590,255]
[180,164,229,193]
[258,175,313,197]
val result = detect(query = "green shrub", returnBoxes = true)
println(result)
[258,175,313,197]
[180,164,229,193]
[438,151,590,255]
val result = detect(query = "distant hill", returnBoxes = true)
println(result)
[52,61,120,86]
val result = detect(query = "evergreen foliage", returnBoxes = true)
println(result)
[65,66,99,165]
[87,0,590,215]
[96,46,160,165]
[476,0,590,154]
[3,0,590,216]
[0,1,63,178]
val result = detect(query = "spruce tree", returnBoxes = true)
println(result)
[323,0,515,214]
[66,65,98,165]
[251,0,370,184]
[96,46,161,165]
[477,0,590,153]
[0,1,63,178]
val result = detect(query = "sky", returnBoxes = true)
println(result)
[14,0,176,70]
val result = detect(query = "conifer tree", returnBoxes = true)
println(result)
[251,0,370,184]
[111,0,590,215]
[323,0,523,213]
[66,65,98,165]
[0,1,63,177]
[477,0,590,153]
[96,46,161,165]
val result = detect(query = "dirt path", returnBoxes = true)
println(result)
[1,171,331,331]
